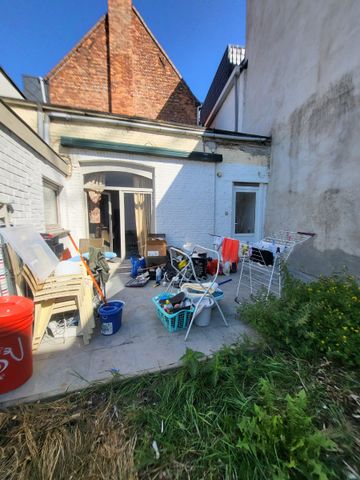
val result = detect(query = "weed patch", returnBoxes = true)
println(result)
[1,344,358,479]
[239,274,360,367]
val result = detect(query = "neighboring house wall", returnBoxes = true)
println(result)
[209,71,245,132]
[243,0,360,277]
[210,87,235,131]
[0,100,68,231]
[0,69,24,99]
[0,125,66,231]
[46,17,109,113]
[46,0,198,125]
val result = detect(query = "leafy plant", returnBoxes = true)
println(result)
[239,274,360,367]
[180,348,204,378]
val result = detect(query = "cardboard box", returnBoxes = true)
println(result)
[146,237,167,257]
[145,255,167,267]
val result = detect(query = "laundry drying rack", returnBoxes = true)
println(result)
[235,231,312,303]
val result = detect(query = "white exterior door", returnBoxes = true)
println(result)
[232,184,265,244]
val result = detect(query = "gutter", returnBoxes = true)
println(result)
[49,111,268,143]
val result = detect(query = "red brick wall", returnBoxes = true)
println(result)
[47,18,110,112]
[46,2,198,125]
[131,10,198,125]
[108,0,133,116]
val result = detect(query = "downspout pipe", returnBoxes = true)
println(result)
[234,69,240,132]
[37,77,50,143]
[39,77,47,103]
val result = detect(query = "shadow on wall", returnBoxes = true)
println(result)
[156,80,199,126]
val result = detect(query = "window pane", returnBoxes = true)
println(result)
[235,192,256,234]
[43,185,58,225]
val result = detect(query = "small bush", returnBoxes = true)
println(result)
[239,274,360,367]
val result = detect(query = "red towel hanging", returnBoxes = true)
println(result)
[222,238,240,264]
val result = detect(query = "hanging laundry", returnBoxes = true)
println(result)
[222,237,239,264]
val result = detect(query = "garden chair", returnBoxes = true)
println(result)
[22,265,95,350]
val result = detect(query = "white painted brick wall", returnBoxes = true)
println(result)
[66,150,216,250]
[0,125,65,231]
[64,149,270,253]
[154,159,215,248]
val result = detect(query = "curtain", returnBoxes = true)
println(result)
[134,193,148,257]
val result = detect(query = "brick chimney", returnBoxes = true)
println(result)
[107,0,133,115]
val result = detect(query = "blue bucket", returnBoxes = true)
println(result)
[98,300,124,336]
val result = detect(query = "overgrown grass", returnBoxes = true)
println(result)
[1,274,359,479]
[1,343,359,479]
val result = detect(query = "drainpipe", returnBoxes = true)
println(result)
[43,112,50,144]
[36,77,50,143]
[37,105,44,139]
[234,70,239,132]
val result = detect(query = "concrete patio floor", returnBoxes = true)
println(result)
[0,263,255,407]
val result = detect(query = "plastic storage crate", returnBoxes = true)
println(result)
[152,292,194,333]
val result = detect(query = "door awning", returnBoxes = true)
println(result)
[61,137,223,163]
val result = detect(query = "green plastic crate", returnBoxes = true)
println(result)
[152,293,194,333]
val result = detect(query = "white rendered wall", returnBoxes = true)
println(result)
[210,71,245,133]
[243,0,360,277]
[211,86,236,131]
[0,71,23,99]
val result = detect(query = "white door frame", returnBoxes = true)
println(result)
[232,184,266,243]
[105,187,153,260]
[101,192,113,252]
[84,186,153,260]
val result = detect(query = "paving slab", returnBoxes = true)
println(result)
[0,263,255,407]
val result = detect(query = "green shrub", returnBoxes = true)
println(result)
[239,274,360,367]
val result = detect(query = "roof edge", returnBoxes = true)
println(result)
[0,99,69,175]
[2,97,270,142]
[45,15,106,80]
[132,6,200,105]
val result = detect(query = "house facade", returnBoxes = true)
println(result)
[1,0,272,260]
[3,95,269,258]
[45,0,199,125]
[201,0,360,278]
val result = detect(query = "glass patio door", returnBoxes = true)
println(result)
[121,191,152,258]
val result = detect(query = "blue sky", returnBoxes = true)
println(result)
[0,0,246,102]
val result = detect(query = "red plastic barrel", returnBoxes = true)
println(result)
[0,296,34,394]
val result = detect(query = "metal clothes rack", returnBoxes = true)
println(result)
[235,231,312,302]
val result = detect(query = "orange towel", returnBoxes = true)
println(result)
[222,238,239,264]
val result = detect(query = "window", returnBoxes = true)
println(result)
[234,191,256,234]
[43,180,60,227]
